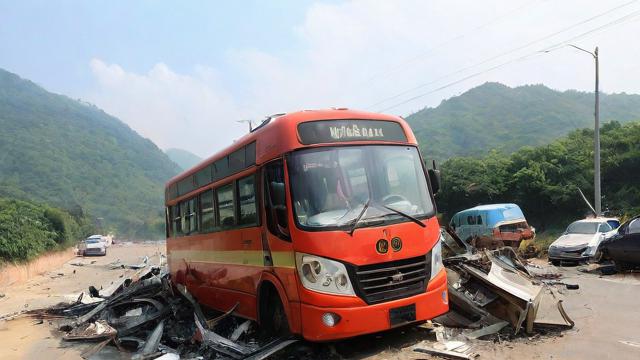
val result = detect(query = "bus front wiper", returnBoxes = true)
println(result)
[348,199,371,236]
[382,205,426,228]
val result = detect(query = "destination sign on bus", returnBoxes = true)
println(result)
[297,119,407,144]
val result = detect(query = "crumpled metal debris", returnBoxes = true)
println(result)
[439,227,574,337]
[27,255,296,360]
[109,256,149,270]
[414,346,477,360]
[63,319,116,340]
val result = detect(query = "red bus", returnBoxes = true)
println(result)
[165,109,448,341]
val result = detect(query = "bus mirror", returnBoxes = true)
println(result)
[428,168,441,194]
[270,182,287,210]
[428,159,441,194]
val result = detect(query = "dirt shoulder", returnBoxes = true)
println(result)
[0,242,165,360]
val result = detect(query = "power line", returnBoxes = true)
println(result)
[368,0,639,110]
[363,0,542,84]
[377,7,640,112]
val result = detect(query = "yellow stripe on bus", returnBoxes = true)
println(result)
[170,250,296,268]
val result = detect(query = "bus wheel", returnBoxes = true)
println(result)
[260,284,290,337]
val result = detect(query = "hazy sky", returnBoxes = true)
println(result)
[2,0,640,157]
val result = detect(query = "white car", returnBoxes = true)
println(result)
[87,234,112,247]
[548,217,620,264]
[79,237,107,256]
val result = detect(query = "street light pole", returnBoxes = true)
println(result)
[569,44,600,217]
[594,47,600,217]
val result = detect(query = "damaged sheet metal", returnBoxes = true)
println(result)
[63,319,116,340]
[414,346,476,360]
[29,260,296,360]
[109,256,149,270]
[441,227,573,336]
[460,249,543,334]
[194,313,256,358]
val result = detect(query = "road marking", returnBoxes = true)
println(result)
[619,340,640,349]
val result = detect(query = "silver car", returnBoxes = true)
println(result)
[548,218,619,264]
[79,238,107,256]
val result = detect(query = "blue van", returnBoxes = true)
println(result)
[449,204,535,248]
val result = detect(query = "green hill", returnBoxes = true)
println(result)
[165,148,202,171]
[0,68,180,238]
[406,82,640,161]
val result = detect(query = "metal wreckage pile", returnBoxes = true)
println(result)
[26,258,297,360]
[414,228,575,359]
[26,232,575,360]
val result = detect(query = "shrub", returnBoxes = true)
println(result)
[0,197,93,262]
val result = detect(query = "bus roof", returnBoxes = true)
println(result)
[165,108,416,189]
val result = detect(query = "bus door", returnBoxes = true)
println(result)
[262,159,298,300]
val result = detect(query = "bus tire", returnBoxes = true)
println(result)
[259,282,290,338]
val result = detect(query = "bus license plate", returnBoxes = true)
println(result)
[389,304,416,326]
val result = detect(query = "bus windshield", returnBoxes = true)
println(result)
[288,145,434,229]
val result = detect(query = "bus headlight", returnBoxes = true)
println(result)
[295,253,355,296]
[430,234,444,280]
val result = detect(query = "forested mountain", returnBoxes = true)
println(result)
[406,83,640,161]
[0,68,180,238]
[165,148,202,171]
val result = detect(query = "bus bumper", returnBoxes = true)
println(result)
[299,269,449,341]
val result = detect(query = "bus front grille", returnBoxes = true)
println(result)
[349,253,431,305]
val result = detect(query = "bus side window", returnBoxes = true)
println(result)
[217,183,236,228]
[189,197,198,234]
[264,160,290,240]
[172,204,182,236]
[181,201,189,234]
[477,215,483,225]
[238,175,258,226]
[200,189,215,232]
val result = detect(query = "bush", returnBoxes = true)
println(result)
[0,197,93,262]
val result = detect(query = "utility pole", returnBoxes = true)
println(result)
[594,47,600,217]
[569,44,600,217]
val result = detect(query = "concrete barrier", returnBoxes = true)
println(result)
[0,248,77,287]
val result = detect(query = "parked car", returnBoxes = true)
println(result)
[87,234,112,247]
[449,203,535,248]
[79,237,107,256]
[548,217,620,265]
[599,215,640,271]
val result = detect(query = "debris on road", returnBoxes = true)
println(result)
[439,227,575,338]
[63,319,116,340]
[414,346,477,360]
[109,255,149,270]
[23,257,296,360]
[577,262,618,276]
[541,281,580,290]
